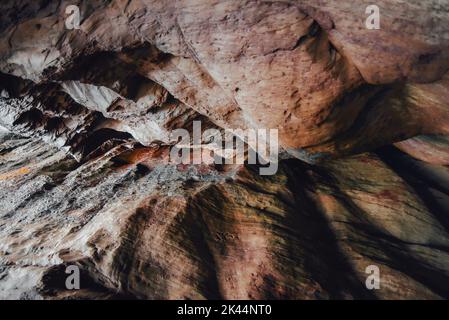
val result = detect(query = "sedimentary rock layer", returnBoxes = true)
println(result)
[0,0,448,299]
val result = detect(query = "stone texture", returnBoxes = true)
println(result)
[1,132,449,299]
[395,135,449,165]
[1,0,448,160]
[0,0,448,300]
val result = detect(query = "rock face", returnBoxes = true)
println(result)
[0,0,448,299]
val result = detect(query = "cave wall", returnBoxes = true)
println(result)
[0,0,448,299]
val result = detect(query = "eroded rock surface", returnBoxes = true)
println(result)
[0,0,448,299]
[2,132,449,299]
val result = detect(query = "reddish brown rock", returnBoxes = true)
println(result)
[1,133,449,299]
[395,135,449,165]
[0,0,449,300]
[1,0,448,161]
